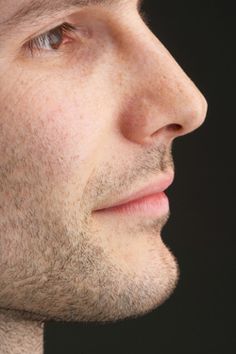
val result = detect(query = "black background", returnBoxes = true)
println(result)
[44,1,235,353]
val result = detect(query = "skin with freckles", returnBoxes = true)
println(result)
[0,0,207,352]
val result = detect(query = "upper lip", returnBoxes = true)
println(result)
[95,171,174,211]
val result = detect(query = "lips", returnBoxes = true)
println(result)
[94,171,174,212]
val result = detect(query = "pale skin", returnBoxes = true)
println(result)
[0,0,208,353]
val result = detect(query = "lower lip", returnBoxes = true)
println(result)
[95,192,169,217]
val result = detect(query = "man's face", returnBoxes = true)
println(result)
[0,0,207,322]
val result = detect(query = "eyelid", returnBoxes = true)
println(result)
[20,17,70,47]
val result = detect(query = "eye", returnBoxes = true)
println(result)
[24,22,80,56]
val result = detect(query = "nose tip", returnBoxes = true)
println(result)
[175,89,208,138]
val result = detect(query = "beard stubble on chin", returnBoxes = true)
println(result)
[0,142,179,323]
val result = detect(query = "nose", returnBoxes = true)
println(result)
[117,17,208,145]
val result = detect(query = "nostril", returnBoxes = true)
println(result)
[167,123,182,132]
[164,123,183,139]
[150,123,183,141]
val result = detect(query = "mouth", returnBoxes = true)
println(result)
[94,171,174,217]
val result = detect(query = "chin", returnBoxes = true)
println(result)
[6,241,179,325]
[44,246,179,324]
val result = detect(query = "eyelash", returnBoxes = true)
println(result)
[24,22,79,56]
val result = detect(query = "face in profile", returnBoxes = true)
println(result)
[0,0,207,323]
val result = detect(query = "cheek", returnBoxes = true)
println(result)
[29,101,100,186]
[1,78,100,190]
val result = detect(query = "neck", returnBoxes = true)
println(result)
[0,309,44,354]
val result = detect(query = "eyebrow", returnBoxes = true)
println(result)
[0,0,144,40]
